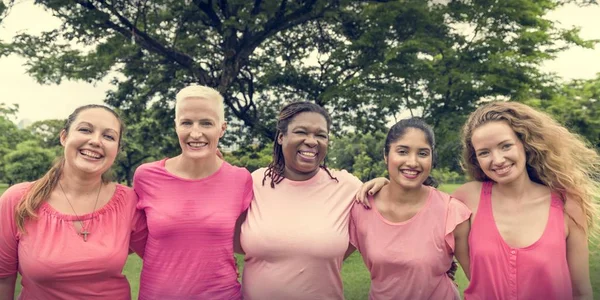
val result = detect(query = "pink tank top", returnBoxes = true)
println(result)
[464,181,572,300]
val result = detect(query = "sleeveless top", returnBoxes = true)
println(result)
[464,181,572,300]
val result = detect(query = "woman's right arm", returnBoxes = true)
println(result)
[0,275,16,300]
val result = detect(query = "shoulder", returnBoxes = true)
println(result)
[221,161,251,179]
[450,181,482,211]
[134,160,163,175]
[1,182,33,206]
[563,194,587,230]
[328,168,362,187]
[251,167,268,182]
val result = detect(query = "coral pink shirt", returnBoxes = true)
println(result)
[133,159,253,300]
[465,181,572,300]
[0,182,146,300]
[241,168,362,300]
[350,187,470,300]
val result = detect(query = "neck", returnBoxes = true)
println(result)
[283,166,320,182]
[173,155,222,179]
[59,169,103,197]
[494,173,534,203]
[383,183,429,205]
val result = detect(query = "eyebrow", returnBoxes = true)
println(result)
[475,139,512,152]
[77,122,119,135]
[395,145,431,151]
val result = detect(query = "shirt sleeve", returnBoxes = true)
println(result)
[241,171,254,213]
[130,172,148,257]
[129,197,148,258]
[348,204,361,250]
[0,184,27,278]
[444,196,471,253]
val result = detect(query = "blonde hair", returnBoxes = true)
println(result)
[461,101,600,235]
[16,105,123,232]
[175,85,225,122]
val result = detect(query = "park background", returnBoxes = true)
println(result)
[1,0,599,298]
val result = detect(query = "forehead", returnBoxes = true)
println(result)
[390,128,431,148]
[72,108,120,132]
[177,97,220,119]
[471,121,518,148]
[288,112,328,131]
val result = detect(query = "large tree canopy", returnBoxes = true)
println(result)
[1,0,596,182]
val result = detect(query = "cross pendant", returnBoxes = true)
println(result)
[80,230,89,242]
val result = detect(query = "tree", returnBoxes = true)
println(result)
[525,74,600,149]
[2,0,596,174]
[0,103,33,183]
[223,146,272,173]
[27,119,65,150]
[3,140,56,185]
[328,132,387,181]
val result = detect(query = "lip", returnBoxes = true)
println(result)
[492,164,513,176]
[297,150,318,161]
[79,149,104,160]
[399,169,421,179]
[186,141,209,150]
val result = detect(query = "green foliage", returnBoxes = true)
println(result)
[525,74,600,149]
[3,140,55,185]
[2,0,597,176]
[431,167,466,185]
[329,132,387,181]
[27,119,64,150]
[223,146,272,173]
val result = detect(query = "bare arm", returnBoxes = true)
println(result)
[565,200,593,300]
[0,275,16,300]
[233,210,248,255]
[453,219,471,280]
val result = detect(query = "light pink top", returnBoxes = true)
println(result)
[350,187,470,300]
[133,159,253,300]
[0,182,147,300]
[465,181,572,300]
[241,168,362,300]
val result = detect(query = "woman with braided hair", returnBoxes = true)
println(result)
[235,101,362,299]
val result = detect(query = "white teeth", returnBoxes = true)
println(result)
[80,150,101,159]
[188,142,207,147]
[299,151,316,157]
[495,165,511,174]
[401,170,418,175]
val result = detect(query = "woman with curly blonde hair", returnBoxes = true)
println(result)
[453,101,599,300]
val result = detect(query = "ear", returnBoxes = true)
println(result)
[59,129,67,147]
[277,132,284,145]
[219,122,227,138]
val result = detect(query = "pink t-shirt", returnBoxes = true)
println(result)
[465,181,572,300]
[133,159,253,300]
[0,182,146,300]
[349,187,470,300]
[241,168,362,300]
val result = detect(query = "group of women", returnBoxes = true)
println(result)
[0,84,598,300]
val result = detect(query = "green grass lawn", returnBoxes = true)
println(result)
[4,183,599,299]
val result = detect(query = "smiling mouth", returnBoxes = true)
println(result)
[80,149,102,159]
[493,164,512,175]
[187,142,208,148]
[400,169,420,178]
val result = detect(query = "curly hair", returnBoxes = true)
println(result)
[263,101,338,188]
[461,101,600,235]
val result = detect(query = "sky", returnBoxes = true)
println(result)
[1,1,599,124]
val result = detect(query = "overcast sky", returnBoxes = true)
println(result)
[1,1,599,123]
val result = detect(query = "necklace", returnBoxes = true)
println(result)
[58,181,102,242]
